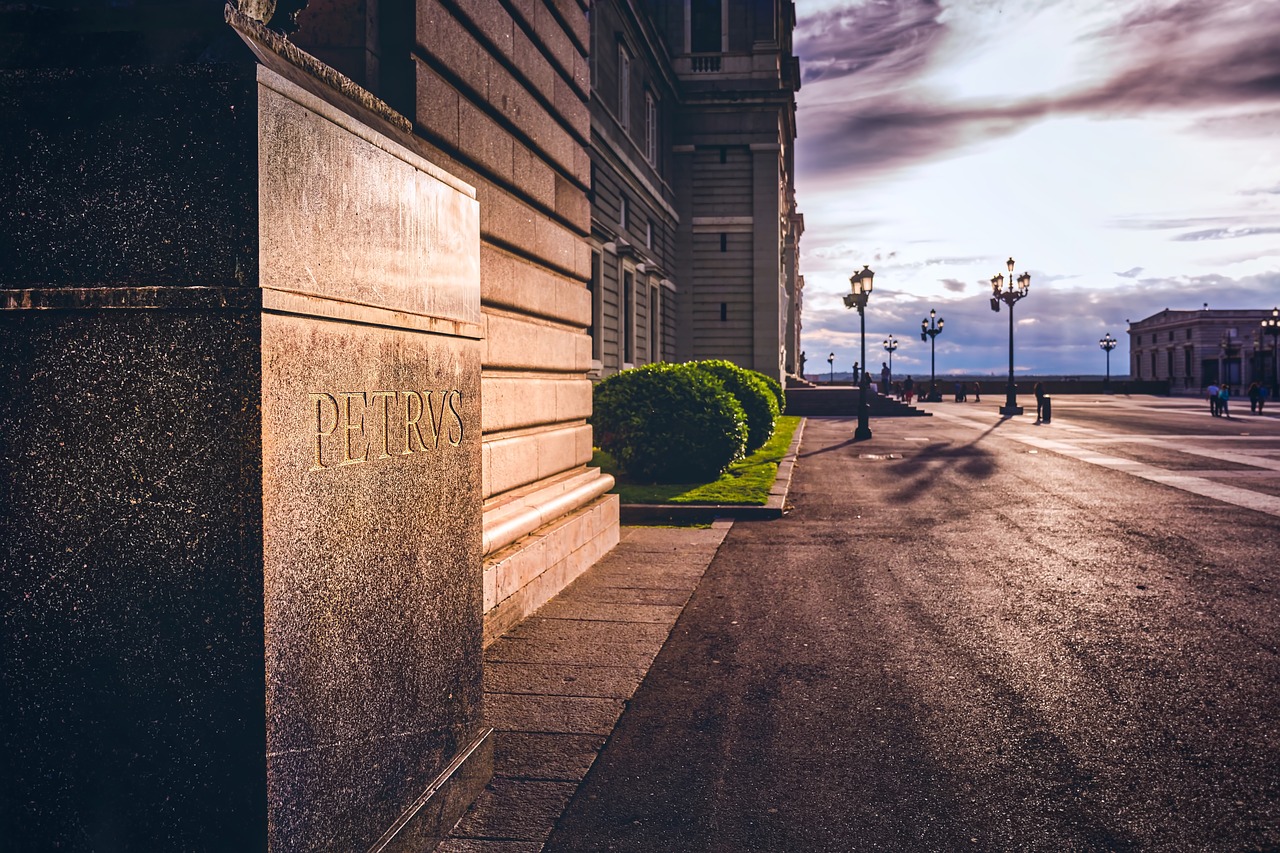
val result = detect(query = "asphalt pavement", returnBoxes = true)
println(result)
[454,395,1280,852]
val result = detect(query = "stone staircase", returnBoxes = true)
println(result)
[783,386,930,417]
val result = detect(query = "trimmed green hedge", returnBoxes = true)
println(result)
[591,362,748,483]
[691,360,780,453]
[758,372,786,415]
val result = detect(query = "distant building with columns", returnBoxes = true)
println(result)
[1128,307,1278,393]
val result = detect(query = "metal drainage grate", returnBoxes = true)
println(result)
[858,453,902,460]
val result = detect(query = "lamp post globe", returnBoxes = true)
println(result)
[1099,332,1118,392]
[827,352,835,385]
[990,256,1030,416]
[843,265,874,441]
[920,309,944,402]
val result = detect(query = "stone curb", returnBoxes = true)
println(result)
[618,417,807,524]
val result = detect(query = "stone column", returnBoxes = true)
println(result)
[1,20,490,852]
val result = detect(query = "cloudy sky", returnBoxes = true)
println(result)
[793,0,1280,380]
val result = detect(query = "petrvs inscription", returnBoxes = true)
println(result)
[309,389,465,470]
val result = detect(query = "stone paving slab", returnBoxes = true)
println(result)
[485,662,648,698]
[448,779,578,841]
[553,584,692,606]
[493,732,606,781]
[483,636,662,669]
[445,523,732,848]
[485,693,625,736]
[532,599,685,623]
[503,616,672,644]
[436,840,544,853]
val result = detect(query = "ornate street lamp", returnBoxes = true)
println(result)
[843,265,874,440]
[883,335,898,385]
[1099,332,1117,392]
[827,352,835,385]
[990,256,1031,416]
[1263,307,1280,396]
[920,309,944,401]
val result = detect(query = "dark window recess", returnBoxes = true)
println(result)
[719,146,727,164]
[624,271,635,363]
[691,0,722,53]
[720,302,727,322]
[720,233,727,252]
[649,285,659,362]
[589,251,602,361]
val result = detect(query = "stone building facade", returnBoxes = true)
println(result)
[290,0,620,641]
[588,0,803,382]
[1128,307,1279,394]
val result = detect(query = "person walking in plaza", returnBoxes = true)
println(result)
[1034,381,1046,424]
[1248,381,1261,414]
[972,381,981,403]
[1207,382,1220,416]
[903,375,915,404]
[1219,384,1231,418]
[881,362,891,393]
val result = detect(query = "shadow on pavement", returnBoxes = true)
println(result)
[887,419,1006,501]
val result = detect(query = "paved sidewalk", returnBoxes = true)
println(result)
[439,523,731,851]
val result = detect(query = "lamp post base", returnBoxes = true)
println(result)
[854,384,873,440]
[999,404,1024,417]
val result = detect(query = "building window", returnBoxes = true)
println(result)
[1185,347,1193,378]
[691,0,722,53]
[618,42,631,132]
[620,195,629,232]
[649,283,660,363]
[646,219,653,249]
[1167,349,1174,377]
[589,251,602,362]
[644,91,657,164]
[623,269,635,365]
[720,302,727,322]
[1187,328,1192,340]
[720,233,727,252]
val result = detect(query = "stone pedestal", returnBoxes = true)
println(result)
[1,37,490,853]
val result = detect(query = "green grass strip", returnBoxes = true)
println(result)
[593,415,800,505]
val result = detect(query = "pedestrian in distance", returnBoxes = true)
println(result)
[903,375,915,404]
[1034,381,1046,424]
[1248,381,1261,413]
[1219,384,1231,418]
[1207,382,1220,416]
[1260,384,1271,414]
[881,362,891,392]
[972,381,981,403]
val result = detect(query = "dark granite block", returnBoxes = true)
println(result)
[0,309,267,851]
[0,65,260,289]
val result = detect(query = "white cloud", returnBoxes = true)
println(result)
[794,0,1280,375]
